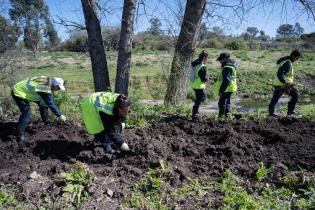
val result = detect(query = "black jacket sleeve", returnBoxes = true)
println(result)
[38,92,62,117]
[219,67,232,93]
[277,60,290,84]
[198,66,208,83]
[99,112,124,145]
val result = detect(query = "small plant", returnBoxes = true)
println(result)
[256,162,273,182]
[0,184,16,208]
[121,160,172,209]
[60,162,93,207]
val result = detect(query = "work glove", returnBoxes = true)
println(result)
[121,142,130,151]
[60,115,67,122]
[121,123,126,130]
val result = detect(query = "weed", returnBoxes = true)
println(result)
[60,162,93,208]
[256,162,273,182]
[121,160,172,209]
[0,184,16,208]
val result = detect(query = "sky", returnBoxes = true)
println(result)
[2,0,315,40]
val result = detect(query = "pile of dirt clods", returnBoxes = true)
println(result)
[0,116,314,208]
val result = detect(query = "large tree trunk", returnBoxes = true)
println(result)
[164,0,206,105]
[115,0,137,96]
[81,0,110,92]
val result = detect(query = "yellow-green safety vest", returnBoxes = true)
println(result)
[81,92,119,134]
[13,76,51,101]
[190,64,206,90]
[272,59,294,87]
[213,65,237,93]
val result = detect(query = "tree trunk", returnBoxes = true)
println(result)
[164,0,206,105]
[115,0,137,96]
[81,0,110,92]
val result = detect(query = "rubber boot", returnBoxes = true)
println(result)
[17,134,27,151]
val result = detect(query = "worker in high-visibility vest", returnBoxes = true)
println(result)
[189,50,209,119]
[12,76,67,147]
[81,92,131,154]
[214,53,237,118]
[269,50,302,117]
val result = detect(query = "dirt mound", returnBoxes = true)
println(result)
[0,117,314,205]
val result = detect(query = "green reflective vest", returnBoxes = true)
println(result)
[273,59,294,87]
[213,65,237,93]
[81,92,119,134]
[13,76,51,101]
[190,64,206,90]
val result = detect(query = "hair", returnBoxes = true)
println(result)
[116,94,132,109]
[290,50,302,58]
[198,50,209,61]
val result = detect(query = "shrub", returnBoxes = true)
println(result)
[225,40,248,50]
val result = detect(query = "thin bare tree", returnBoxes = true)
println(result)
[115,0,137,96]
[81,0,110,91]
[164,0,206,105]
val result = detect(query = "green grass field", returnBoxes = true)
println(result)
[2,48,314,100]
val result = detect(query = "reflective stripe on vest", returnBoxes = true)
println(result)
[272,59,294,87]
[13,77,51,101]
[215,65,237,93]
[93,94,114,116]
[190,64,206,89]
[81,92,119,134]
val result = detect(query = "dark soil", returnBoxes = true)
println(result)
[0,116,314,208]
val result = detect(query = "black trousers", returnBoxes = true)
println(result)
[218,92,233,117]
[192,89,206,117]
[268,86,299,115]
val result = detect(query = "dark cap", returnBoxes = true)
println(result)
[216,52,230,61]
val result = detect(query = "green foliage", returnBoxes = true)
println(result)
[121,160,172,209]
[0,16,18,53]
[256,162,273,182]
[0,184,16,208]
[60,162,93,207]
[225,40,248,50]
[174,178,211,200]
[298,104,315,120]
[127,90,190,128]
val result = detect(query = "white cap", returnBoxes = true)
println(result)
[51,77,65,91]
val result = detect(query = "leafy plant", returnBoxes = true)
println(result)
[0,184,16,208]
[121,160,172,209]
[256,162,273,182]
[60,162,93,207]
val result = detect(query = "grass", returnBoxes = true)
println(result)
[1,48,314,100]
[121,161,315,209]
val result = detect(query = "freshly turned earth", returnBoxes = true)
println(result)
[0,116,314,209]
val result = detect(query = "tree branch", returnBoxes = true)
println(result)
[53,15,86,30]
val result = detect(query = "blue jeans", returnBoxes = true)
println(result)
[12,91,49,136]
[94,130,124,151]
[218,92,233,117]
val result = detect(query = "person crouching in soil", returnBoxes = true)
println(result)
[12,76,67,147]
[215,53,237,118]
[81,92,131,154]
[189,50,209,120]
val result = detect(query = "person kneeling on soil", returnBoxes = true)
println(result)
[214,53,237,118]
[189,50,209,119]
[268,50,302,117]
[81,92,131,154]
[12,76,67,147]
